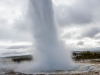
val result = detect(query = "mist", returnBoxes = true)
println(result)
[14,0,75,73]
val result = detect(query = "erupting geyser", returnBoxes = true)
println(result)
[17,0,75,73]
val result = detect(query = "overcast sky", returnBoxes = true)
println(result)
[0,0,100,55]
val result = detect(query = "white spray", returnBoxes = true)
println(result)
[29,0,74,71]
[15,0,75,73]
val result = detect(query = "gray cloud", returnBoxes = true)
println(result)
[7,45,31,49]
[82,27,100,38]
[62,33,72,39]
[94,34,100,39]
[0,0,32,42]
[0,26,32,42]
[77,41,84,46]
[54,0,100,26]
[2,51,21,55]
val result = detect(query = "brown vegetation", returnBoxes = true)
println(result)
[73,51,100,60]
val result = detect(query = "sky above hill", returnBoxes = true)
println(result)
[0,0,100,55]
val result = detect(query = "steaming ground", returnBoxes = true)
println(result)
[0,58,17,74]
[1,59,100,75]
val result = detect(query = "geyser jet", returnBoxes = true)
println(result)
[24,0,75,72]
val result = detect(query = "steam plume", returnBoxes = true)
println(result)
[16,0,75,73]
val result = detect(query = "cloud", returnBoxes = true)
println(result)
[82,27,100,38]
[54,0,100,26]
[0,26,32,42]
[77,41,84,46]
[7,45,31,49]
[2,51,21,55]
[0,0,32,42]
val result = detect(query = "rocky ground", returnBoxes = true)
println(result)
[4,71,100,75]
